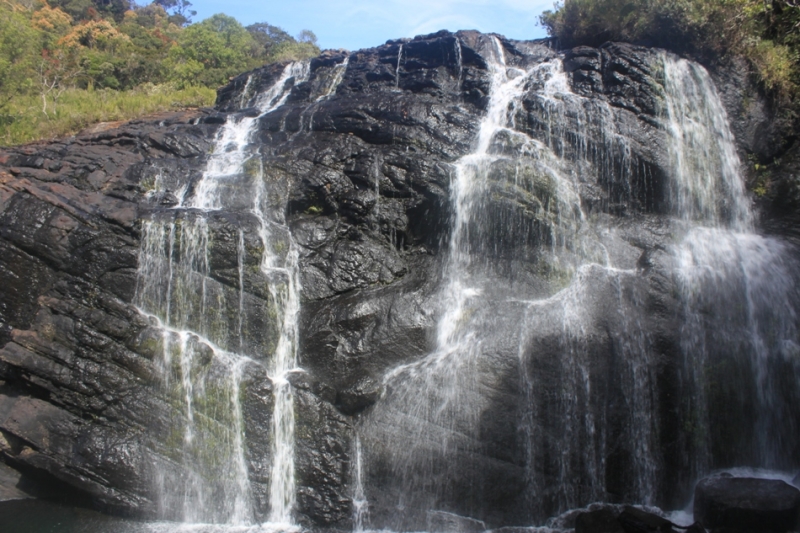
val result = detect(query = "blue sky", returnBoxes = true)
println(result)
[187,0,553,51]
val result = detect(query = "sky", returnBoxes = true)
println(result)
[186,0,553,51]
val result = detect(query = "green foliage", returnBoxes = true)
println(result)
[0,3,41,113]
[246,22,320,64]
[268,40,320,63]
[153,0,195,26]
[247,22,293,57]
[0,0,322,145]
[50,0,132,22]
[540,0,800,98]
[168,13,257,87]
[0,83,214,145]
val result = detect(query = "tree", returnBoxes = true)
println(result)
[37,49,82,115]
[0,4,41,114]
[297,29,317,45]
[153,0,196,26]
[167,13,257,87]
[50,0,131,22]
[57,19,132,88]
[246,22,293,59]
[245,22,320,64]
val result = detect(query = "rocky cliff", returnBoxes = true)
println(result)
[0,30,798,530]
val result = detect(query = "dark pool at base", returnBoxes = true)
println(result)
[0,499,304,533]
[0,499,145,533]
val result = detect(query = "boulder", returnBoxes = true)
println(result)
[0,461,30,502]
[575,507,625,533]
[694,476,800,532]
[426,510,486,533]
[574,506,680,533]
[618,506,675,533]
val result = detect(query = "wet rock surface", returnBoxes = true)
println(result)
[694,475,800,532]
[427,510,487,532]
[575,505,680,533]
[576,507,627,533]
[0,30,797,529]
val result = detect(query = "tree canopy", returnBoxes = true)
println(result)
[0,0,322,144]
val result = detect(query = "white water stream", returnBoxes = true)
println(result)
[132,39,797,532]
[135,62,309,528]
[356,40,799,529]
[662,53,799,475]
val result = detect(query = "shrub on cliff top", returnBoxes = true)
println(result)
[540,0,800,98]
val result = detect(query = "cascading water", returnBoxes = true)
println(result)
[357,39,799,529]
[315,56,350,101]
[661,56,752,230]
[352,435,369,533]
[7,28,800,533]
[135,61,309,527]
[395,45,404,89]
[359,37,651,527]
[135,38,799,532]
[661,54,800,475]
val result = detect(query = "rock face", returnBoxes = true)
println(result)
[0,111,217,515]
[0,30,798,530]
[575,506,678,533]
[694,476,800,532]
[426,510,487,533]
[576,507,626,533]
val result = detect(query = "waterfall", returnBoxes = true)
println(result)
[395,44,404,88]
[315,56,350,101]
[357,41,800,529]
[134,41,798,531]
[662,53,800,474]
[135,61,309,526]
[352,435,369,532]
[661,56,752,230]
[359,37,650,526]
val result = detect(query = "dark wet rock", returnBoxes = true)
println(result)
[335,376,381,415]
[574,506,681,533]
[291,372,352,526]
[575,507,625,533]
[618,506,676,533]
[0,29,797,531]
[685,524,707,533]
[0,460,31,501]
[427,510,486,533]
[240,364,275,520]
[694,476,800,532]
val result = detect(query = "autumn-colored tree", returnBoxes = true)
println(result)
[0,0,322,143]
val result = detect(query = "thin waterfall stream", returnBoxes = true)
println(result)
[135,61,309,528]
[662,54,799,475]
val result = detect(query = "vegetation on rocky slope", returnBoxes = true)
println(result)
[541,0,800,98]
[0,0,320,145]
